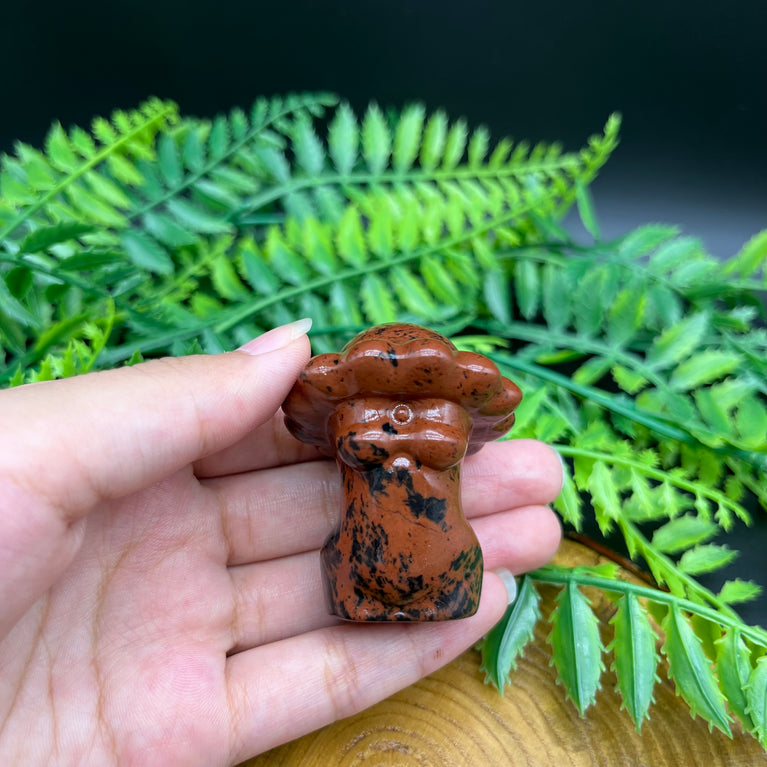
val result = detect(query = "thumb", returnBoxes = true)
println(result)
[0,319,311,636]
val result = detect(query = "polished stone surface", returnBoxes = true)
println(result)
[282,323,522,621]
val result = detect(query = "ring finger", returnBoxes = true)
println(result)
[227,503,561,653]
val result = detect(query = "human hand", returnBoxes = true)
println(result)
[0,320,562,766]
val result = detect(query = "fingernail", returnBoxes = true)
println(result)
[236,318,313,355]
[552,447,567,490]
[492,567,518,605]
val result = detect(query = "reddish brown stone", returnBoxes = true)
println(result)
[282,323,522,621]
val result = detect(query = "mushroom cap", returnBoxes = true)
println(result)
[282,323,522,455]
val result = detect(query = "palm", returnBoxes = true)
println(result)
[2,467,232,764]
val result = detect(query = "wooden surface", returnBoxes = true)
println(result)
[244,540,766,766]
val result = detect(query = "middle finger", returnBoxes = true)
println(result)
[205,439,563,566]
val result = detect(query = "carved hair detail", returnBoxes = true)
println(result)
[283,323,522,455]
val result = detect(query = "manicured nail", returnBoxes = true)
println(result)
[236,318,313,355]
[552,447,567,490]
[492,567,518,605]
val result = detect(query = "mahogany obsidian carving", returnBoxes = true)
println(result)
[282,323,522,622]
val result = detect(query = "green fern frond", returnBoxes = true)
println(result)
[0,93,341,376]
[0,98,178,242]
[506,381,756,600]
[232,103,620,229]
[98,175,552,365]
[481,564,767,737]
[1,98,619,381]
[474,227,767,467]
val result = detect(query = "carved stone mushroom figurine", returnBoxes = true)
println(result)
[282,323,522,621]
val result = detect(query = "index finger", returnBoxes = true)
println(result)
[0,341,310,521]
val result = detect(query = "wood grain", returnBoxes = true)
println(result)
[243,540,766,766]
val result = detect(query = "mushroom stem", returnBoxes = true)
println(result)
[321,458,483,621]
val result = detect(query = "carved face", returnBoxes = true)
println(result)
[329,396,472,472]
[282,322,522,460]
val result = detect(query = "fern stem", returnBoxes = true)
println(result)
[495,235,766,304]
[481,319,671,390]
[230,160,582,224]
[490,351,693,441]
[134,237,233,310]
[554,443,752,621]
[0,104,176,242]
[555,445,750,528]
[725,333,767,386]
[0,255,116,383]
[491,351,767,474]
[98,323,206,364]
[212,252,418,335]
[718,279,767,294]
[530,564,767,647]
[604,247,767,304]
[84,300,116,373]
[614,515,742,620]
[494,245,571,265]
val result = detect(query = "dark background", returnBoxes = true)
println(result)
[2,1,765,619]
[3,1,766,253]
